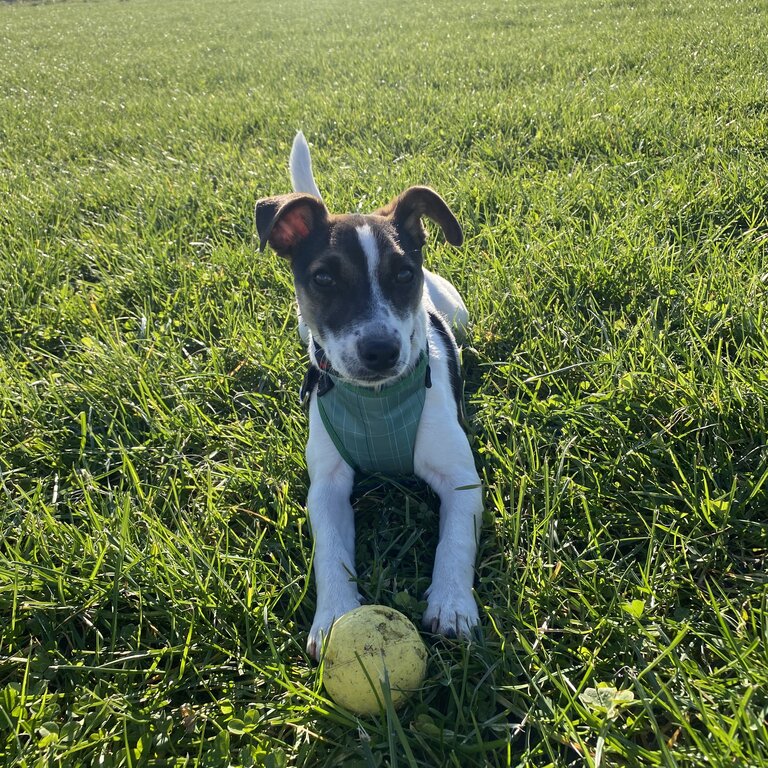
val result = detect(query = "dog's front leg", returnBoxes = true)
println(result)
[415,422,483,638]
[305,398,360,660]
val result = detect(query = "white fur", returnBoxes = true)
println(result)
[305,399,361,658]
[357,224,380,285]
[289,133,481,658]
[292,132,319,346]
[414,297,482,636]
[289,131,322,199]
[424,269,469,342]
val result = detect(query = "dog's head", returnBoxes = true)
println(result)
[255,187,462,386]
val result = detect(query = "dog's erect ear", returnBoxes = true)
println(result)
[377,186,463,249]
[255,193,328,255]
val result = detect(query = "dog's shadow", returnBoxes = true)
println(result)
[349,476,441,607]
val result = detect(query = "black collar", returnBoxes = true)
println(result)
[311,339,334,373]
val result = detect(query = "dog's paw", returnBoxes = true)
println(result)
[307,600,361,661]
[422,583,479,638]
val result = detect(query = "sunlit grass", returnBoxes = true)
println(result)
[1,0,767,765]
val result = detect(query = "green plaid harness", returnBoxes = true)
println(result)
[300,346,431,476]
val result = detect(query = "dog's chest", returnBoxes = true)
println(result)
[312,352,431,476]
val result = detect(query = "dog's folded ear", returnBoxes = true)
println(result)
[255,193,328,255]
[378,186,463,249]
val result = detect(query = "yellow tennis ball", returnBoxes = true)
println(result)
[322,605,428,715]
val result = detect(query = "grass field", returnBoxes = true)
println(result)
[1,0,768,765]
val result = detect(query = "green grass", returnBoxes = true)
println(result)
[1,0,767,765]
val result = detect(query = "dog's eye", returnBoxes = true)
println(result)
[395,267,414,284]
[312,271,335,288]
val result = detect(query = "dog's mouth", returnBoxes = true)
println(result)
[340,360,408,387]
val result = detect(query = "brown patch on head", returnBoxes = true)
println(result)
[254,193,328,255]
[376,186,463,250]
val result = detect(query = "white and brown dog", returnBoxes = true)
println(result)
[255,133,482,659]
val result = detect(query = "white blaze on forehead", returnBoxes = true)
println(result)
[356,224,380,290]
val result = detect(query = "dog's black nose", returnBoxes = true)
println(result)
[358,337,400,372]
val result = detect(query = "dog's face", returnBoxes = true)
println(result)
[289,214,426,384]
[256,187,462,385]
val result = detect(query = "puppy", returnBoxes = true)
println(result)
[255,133,482,659]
